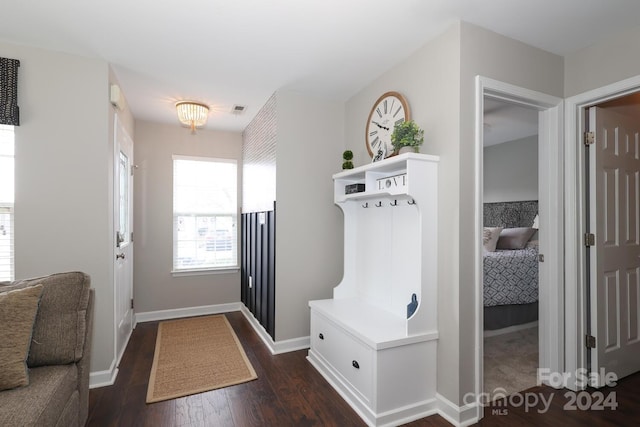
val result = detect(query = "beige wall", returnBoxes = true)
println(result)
[2,40,119,375]
[565,24,640,97]
[344,23,462,402]
[458,22,563,404]
[133,121,243,313]
[483,135,539,203]
[345,21,565,406]
[274,90,345,341]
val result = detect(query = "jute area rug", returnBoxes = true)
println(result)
[146,315,257,403]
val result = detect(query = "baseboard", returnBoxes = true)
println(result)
[89,361,118,389]
[483,320,538,338]
[135,302,242,323]
[436,393,478,427]
[240,304,310,355]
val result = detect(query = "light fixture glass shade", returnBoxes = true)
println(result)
[176,101,209,132]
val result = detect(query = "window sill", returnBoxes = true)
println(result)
[171,267,239,277]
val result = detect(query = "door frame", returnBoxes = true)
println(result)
[113,112,134,373]
[564,74,640,390]
[474,76,564,418]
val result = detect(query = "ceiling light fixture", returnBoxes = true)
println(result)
[176,101,209,133]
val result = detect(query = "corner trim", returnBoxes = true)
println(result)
[436,393,478,427]
[89,360,118,389]
[135,302,242,323]
[240,304,310,354]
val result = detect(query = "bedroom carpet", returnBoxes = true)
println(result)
[146,315,257,403]
[484,326,538,398]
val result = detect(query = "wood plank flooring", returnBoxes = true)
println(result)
[88,311,640,426]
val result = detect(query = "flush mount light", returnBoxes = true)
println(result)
[176,101,209,133]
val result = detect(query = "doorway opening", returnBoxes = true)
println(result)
[565,76,640,391]
[474,76,564,420]
[482,97,540,397]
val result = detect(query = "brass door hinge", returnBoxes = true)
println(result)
[584,233,595,247]
[584,131,595,146]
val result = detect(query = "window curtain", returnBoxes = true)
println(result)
[0,58,20,126]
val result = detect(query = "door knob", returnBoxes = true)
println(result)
[116,253,125,260]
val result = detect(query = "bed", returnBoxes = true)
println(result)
[483,200,539,330]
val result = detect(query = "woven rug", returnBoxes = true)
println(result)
[146,315,257,403]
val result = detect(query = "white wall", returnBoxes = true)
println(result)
[565,24,640,97]
[2,40,119,376]
[133,121,243,313]
[275,90,345,341]
[483,135,538,203]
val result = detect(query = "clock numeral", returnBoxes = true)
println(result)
[371,136,380,149]
[376,107,382,118]
[383,99,388,114]
[393,105,403,118]
[390,99,396,112]
[395,118,405,127]
[369,130,378,137]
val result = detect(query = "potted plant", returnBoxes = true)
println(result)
[391,120,424,154]
[342,150,354,169]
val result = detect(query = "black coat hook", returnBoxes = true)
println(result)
[362,202,369,208]
[390,199,398,206]
[408,199,416,205]
[375,201,383,207]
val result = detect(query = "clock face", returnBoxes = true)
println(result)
[366,91,410,158]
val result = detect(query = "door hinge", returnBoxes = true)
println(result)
[584,131,595,146]
[586,334,596,349]
[131,164,138,176]
[130,232,134,243]
[538,254,545,262]
[584,233,595,247]
[130,299,134,310]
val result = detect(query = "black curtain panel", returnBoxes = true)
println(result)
[0,57,20,126]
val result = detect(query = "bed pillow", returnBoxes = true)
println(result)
[483,227,502,252]
[0,284,44,391]
[497,227,537,250]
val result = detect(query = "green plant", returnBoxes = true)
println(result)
[342,150,354,169]
[391,120,424,152]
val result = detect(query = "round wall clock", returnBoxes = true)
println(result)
[365,91,410,158]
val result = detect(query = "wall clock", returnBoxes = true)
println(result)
[365,91,410,159]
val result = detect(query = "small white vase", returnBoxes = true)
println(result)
[398,146,417,154]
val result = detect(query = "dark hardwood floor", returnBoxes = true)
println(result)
[88,312,640,426]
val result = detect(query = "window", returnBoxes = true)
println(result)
[0,125,14,281]
[173,156,238,272]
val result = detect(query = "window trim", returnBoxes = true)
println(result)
[172,155,239,273]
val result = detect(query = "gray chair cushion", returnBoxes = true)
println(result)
[0,364,78,427]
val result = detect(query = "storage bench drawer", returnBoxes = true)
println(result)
[310,310,373,402]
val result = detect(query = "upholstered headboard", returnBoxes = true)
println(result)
[484,200,538,228]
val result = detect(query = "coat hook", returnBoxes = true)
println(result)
[408,199,416,205]
[362,202,369,208]
[375,201,383,207]
[390,199,398,206]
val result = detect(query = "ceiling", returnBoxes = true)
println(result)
[2,0,640,132]
[483,99,538,147]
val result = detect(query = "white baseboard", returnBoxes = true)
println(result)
[483,320,538,338]
[436,393,478,427]
[89,361,118,389]
[240,304,310,355]
[135,302,242,323]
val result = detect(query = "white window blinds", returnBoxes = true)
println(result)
[0,125,14,280]
[172,156,238,271]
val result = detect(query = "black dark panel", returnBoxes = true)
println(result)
[240,203,276,339]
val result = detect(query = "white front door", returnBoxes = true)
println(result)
[588,106,640,386]
[114,114,134,361]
